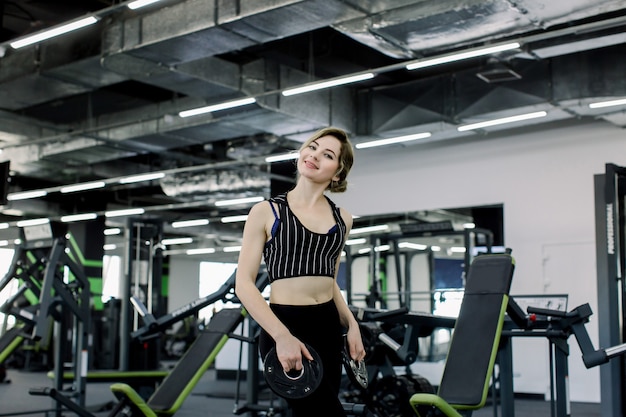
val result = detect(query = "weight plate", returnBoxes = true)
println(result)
[263,344,323,399]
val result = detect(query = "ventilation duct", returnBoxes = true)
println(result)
[160,169,270,200]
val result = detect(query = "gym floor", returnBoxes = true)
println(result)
[0,367,601,417]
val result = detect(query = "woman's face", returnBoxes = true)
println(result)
[298,135,342,185]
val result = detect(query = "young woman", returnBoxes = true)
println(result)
[235,127,365,416]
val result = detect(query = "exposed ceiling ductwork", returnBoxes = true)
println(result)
[0,0,625,247]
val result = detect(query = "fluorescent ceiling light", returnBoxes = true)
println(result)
[162,237,193,245]
[215,196,264,207]
[223,246,242,253]
[265,152,300,163]
[0,223,9,229]
[10,16,99,49]
[16,218,50,227]
[358,248,372,255]
[282,73,375,97]
[103,244,117,251]
[104,228,122,235]
[105,208,146,218]
[349,224,389,235]
[374,244,391,252]
[7,190,48,201]
[463,223,476,229]
[589,98,626,109]
[450,246,467,253]
[1,209,23,216]
[346,238,367,246]
[179,97,256,118]
[0,240,8,247]
[172,219,210,228]
[221,215,248,223]
[356,132,432,149]
[60,181,105,194]
[61,213,98,223]
[186,248,216,255]
[127,0,161,10]
[406,42,520,70]
[431,246,441,252]
[398,242,428,250]
[119,172,165,184]
[457,111,547,131]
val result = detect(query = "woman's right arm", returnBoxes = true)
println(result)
[234,202,312,370]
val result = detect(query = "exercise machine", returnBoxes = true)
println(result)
[342,301,456,416]
[30,270,271,416]
[409,253,515,417]
[594,162,626,417]
[31,307,248,417]
[496,296,626,417]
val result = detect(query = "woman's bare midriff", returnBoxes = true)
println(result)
[269,276,335,305]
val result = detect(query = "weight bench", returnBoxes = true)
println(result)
[31,307,247,417]
[409,253,515,417]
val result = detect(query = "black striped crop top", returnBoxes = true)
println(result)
[263,193,347,283]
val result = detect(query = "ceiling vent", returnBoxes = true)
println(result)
[476,66,522,83]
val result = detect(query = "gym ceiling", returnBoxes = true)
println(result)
[0,0,625,255]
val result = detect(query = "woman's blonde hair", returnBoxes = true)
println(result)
[299,127,354,193]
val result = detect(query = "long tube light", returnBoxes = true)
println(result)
[589,98,626,109]
[346,238,367,246]
[215,196,264,207]
[119,172,165,184]
[223,246,242,253]
[406,42,520,70]
[16,218,50,227]
[172,219,209,228]
[457,111,547,131]
[162,237,193,245]
[61,213,98,223]
[356,132,432,149]
[10,16,99,49]
[282,73,375,97]
[265,152,300,163]
[7,190,48,201]
[398,242,428,250]
[179,97,256,118]
[60,181,105,194]
[186,248,216,255]
[127,0,162,10]
[105,208,146,218]
[221,215,249,223]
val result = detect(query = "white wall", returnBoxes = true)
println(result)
[167,257,200,313]
[332,119,626,403]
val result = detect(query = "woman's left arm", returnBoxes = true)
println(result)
[332,207,365,361]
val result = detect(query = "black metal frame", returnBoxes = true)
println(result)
[594,163,626,417]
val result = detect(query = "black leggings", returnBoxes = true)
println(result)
[259,300,346,417]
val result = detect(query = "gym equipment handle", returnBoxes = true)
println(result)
[350,305,410,322]
[130,296,157,327]
[368,306,410,321]
[526,306,568,318]
[378,333,401,351]
[377,332,416,364]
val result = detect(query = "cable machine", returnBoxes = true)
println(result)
[119,218,164,371]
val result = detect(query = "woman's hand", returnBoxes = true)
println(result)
[274,334,314,373]
[346,324,366,362]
